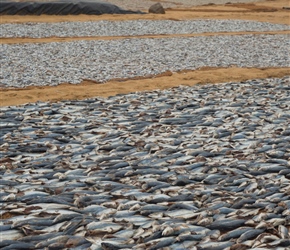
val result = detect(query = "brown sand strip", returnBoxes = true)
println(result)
[0,0,289,25]
[1,67,289,107]
[1,30,290,44]
[0,11,288,25]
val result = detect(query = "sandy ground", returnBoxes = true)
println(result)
[1,0,289,24]
[0,0,289,106]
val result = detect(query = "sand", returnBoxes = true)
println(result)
[0,0,289,106]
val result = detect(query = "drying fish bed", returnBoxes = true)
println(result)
[1,34,289,88]
[1,77,290,249]
[1,20,289,38]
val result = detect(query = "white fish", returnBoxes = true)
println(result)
[165,209,199,219]
[266,218,286,227]
[1,229,24,241]
[197,217,214,226]
[278,225,289,239]
[114,215,149,226]
[132,227,145,239]
[162,226,174,236]
[148,212,163,219]
[97,208,116,220]
[86,221,123,234]
[113,229,135,238]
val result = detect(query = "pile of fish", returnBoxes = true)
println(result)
[1,20,289,38]
[1,34,289,88]
[1,76,289,249]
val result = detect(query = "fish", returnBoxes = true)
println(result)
[197,241,234,250]
[1,229,24,241]
[219,227,253,241]
[237,228,265,243]
[86,221,123,235]
[208,219,246,231]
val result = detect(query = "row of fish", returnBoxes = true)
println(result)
[1,76,290,249]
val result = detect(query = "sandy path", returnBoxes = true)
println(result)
[1,67,289,106]
[0,0,289,106]
[2,30,290,44]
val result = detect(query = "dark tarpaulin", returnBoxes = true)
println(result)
[0,1,145,15]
